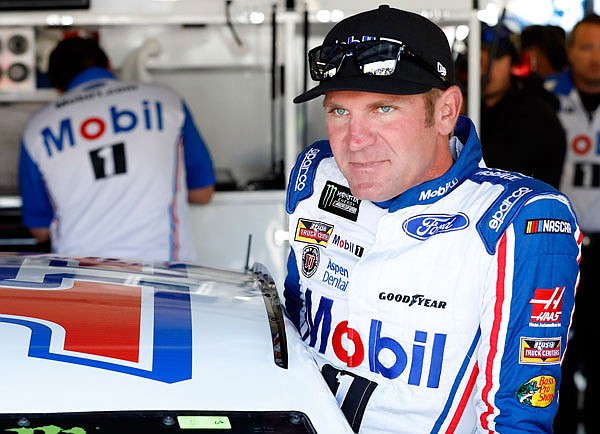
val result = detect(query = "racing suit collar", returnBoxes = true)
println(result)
[544,69,574,96]
[383,115,482,212]
[67,67,117,92]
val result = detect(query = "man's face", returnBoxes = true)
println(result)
[323,90,441,202]
[481,48,512,106]
[568,22,600,91]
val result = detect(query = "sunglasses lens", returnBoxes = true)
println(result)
[356,41,400,76]
[308,41,446,86]
[309,45,346,80]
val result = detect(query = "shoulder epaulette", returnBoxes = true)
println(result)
[473,169,558,254]
[286,140,333,213]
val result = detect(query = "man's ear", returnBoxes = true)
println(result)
[437,86,463,136]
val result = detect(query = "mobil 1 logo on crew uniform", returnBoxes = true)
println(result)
[42,97,165,181]
[90,142,126,180]
[319,181,361,221]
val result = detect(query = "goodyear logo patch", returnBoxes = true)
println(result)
[516,375,556,408]
[318,181,361,221]
[519,337,561,364]
[525,219,572,235]
[295,218,334,246]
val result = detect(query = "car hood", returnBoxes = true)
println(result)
[0,254,352,433]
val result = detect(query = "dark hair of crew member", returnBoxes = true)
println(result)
[48,37,109,92]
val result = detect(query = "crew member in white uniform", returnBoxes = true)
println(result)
[544,13,600,434]
[19,37,215,262]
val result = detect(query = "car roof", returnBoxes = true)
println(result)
[0,254,353,434]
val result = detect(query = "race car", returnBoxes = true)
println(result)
[0,253,353,434]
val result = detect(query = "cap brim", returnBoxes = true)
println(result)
[293,75,434,103]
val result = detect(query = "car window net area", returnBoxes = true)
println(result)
[0,411,318,434]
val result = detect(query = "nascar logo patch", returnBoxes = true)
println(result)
[525,219,572,235]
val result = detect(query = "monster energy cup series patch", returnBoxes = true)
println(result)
[318,181,361,221]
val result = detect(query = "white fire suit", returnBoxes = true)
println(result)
[284,116,581,434]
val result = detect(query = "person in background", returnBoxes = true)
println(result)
[545,13,600,434]
[479,23,566,188]
[283,5,581,433]
[520,24,568,79]
[18,36,215,262]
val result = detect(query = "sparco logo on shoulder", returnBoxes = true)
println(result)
[488,187,532,232]
[294,147,320,192]
[403,213,469,241]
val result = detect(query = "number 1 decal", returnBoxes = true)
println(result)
[89,142,127,180]
[321,363,377,433]
[573,162,600,188]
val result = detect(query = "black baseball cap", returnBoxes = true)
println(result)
[294,5,455,103]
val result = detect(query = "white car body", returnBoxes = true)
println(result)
[0,254,353,434]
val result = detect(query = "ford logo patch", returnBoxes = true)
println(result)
[403,213,469,240]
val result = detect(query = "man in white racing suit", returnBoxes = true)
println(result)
[284,5,581,434]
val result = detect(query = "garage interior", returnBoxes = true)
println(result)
[0,0,594,289]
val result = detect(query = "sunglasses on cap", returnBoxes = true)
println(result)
[308,38,449,86]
